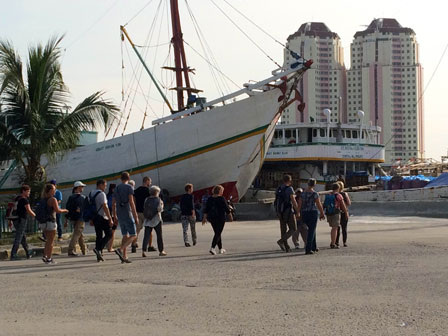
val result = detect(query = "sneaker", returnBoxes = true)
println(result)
[219,249,226,254]
[142,252,147,258]
[131,245,137,253]
[285,244,291,253]
[185,242,191,247]
[57,237,63,242]
[209,248,216,255]
[10,255,20,261]
[294,244,300,250]
[343,243,348,247]
[93,248,104,262]
[193,240,197,246]
[148,246,157,252]
[305,251,315,255]
[46,258,57,265]
[42,256,48,263]
[277,240,285,251]
[68,253,79,257]
[159,251,167,256]
[26,251,34,259]
[115,248,125,262]
[121,259,132,264]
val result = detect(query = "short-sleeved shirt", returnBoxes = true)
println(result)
[114,183,134,219]
[300,190,319,212]
[90,189,108,219]
[16,196,29,219]
[54,189,62,208]
[134,186,150,213]
[180,193,194,216]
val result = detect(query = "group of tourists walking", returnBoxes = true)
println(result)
[8,172,350,264]
[8,171,233,264]
[275,174,351,255]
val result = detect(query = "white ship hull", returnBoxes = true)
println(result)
[0,85,287,202]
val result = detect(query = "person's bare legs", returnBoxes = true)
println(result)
[120,235,135,260]
[107,229,116,251]
[330,227,338,246]
[45,230,56,259]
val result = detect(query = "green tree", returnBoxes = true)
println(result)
[0,36,119,197]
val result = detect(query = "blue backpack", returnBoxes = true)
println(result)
[82,191,102,222]
[323,194,340,216]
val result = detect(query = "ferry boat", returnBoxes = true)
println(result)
[256,121,385,191]
[0,1,311,203]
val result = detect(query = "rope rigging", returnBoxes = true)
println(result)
[210,0,282,68]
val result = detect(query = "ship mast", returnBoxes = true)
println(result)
[168,0,196,111]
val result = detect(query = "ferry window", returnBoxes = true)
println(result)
[313,129,317,137]
[285,130,292,138]
[341,130,345,138]
[274,131,280,139]
[319,129,325,137]
[353,130,358,138]
[362,131,366,139]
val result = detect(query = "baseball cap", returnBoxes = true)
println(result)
[49,179,57,185]
[74,181,86,188]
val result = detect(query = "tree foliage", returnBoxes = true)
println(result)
[0,36,119,195]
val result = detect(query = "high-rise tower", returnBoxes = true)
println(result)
[347,18,424,163]
[283,22,346,124]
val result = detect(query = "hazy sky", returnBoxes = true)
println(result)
[2,0,447,159]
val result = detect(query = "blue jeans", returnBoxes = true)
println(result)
[302,211,318,253]
[56,213,62,238]
[11,218,30,257]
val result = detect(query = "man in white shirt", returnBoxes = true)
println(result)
[91,179,113,262]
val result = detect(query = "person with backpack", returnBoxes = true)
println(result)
[37,183,69,264]
[297,178,326,255]
[202,185,231,255]
[132,176,156,253]
[335,181,351,247]
[274,174,300,253]
[323,183,348,249]
[66,181,87,257]
[112,172,139,263]
[87,179,114,262]
[180,183,197,247]
[9,185,35,260]
[142,185,166,257]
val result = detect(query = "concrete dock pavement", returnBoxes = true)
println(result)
[1,216,448,335]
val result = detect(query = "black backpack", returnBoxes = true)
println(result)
[35,198,50,224]
[274,185,291,215]
[82,191,102,222]
[66,194,84,220]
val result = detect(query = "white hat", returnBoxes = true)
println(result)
[74,181,86,188]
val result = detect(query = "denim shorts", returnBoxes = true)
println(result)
[118,215,136,236]
[39,221,57,232]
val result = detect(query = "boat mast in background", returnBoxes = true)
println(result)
[167,0,201,112]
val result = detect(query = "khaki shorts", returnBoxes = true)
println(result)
[137,212,145,231]
[39,221,57,231]
[327,213,341,228]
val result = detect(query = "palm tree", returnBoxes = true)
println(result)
[0,36,119,197]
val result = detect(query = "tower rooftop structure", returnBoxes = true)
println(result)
[287,22,339,41]
[354,18,415,38]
